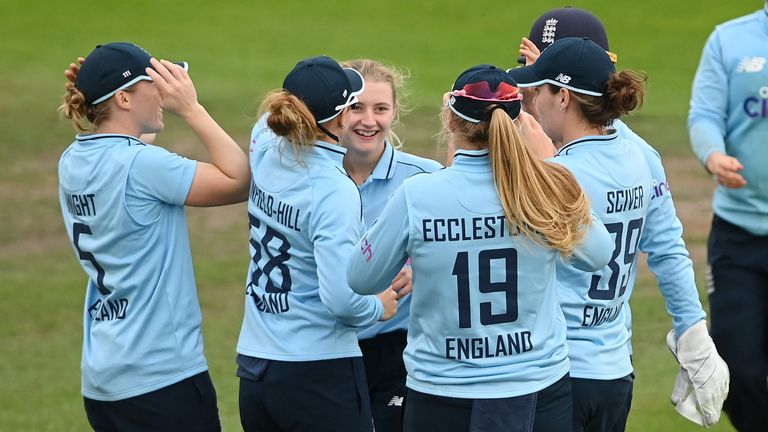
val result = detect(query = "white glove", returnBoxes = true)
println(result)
[666,320,730,427]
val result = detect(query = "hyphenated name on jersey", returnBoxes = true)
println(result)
[64,193,97,217]
[606,186,644,215]
[581,301,624,327]
[250,180,301,232]
[445,330,533,360]
[87,297,129,321]
[422,215,518,242]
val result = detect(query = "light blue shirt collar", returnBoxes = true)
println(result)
[556,129,619,156]
[311,140,347,164]
[368,141,397,181]
[451,148,491,172]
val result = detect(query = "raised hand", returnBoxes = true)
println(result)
[145,58,201,119]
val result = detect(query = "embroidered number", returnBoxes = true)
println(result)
[452,248,519,329]
[587,218,644,300]
[247,213,292,293]
[72,222,110,295]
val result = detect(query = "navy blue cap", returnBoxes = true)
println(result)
[76,42,187,105]
[526,6,617,63]
[508,37,615,96]
[448,65,523,123]
[282,55,365,124]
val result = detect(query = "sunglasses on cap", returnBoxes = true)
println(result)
[450,81,523,102]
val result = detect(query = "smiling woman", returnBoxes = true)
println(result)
[339,59,442,432]
[57,42,249,432]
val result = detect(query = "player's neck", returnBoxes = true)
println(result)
[343,145,385,185]
[94,118,142,139]
[561,120,604,147]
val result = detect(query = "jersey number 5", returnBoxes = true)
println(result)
[452,248,518,329]
[72,222,110,295]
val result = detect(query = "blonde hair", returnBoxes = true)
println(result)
[446,108,591,256]
[341,59,409,148]
[258,90,326,155]
[59,82,111,132]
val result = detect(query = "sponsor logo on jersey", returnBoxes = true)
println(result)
[743,86,768,118]
[651,179,670,200]
[542,18,558,45]
[555,73,571,84]
[387,396,404,407]
[736,56,766,73]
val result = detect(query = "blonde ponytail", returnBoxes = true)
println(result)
[453,108,592,256]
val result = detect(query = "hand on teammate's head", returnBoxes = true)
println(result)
[519,38,541,66]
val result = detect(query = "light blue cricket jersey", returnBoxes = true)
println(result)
[356,141,443,341]
[550,131,652,380]
[688,6,768,235]
[58,134,206,401]
[614,120,705,347]
[347,149,612,398]
[237,116,383,362]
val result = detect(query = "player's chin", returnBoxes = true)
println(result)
[147,121,165,134]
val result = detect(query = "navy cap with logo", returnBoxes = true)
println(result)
[508,37,615,97]
[282,55,365,124]
[521,6,617,64]
[76,42,188,105]
[448,65,523,123]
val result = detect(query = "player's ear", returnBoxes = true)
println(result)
[113,90,131,110]
[560,88,571,111]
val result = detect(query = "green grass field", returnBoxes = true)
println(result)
[0,0,759,430]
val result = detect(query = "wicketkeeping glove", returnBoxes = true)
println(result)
[666,320,729,427]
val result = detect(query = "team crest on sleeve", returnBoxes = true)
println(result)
[736,57,766,73]
[542,18,558,44]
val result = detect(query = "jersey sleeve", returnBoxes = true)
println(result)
[567,212,613,272]
[125,145,197,224]
[638,148,706,335]
[688,29,728,167]
[128,145,197,205]
[347,186,410,295]
[309,176,383,327]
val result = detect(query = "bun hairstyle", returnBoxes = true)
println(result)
[60,82,112,132]
[509,37,646,126]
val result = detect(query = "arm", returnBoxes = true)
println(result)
[687,31,745,188]
[568,212,613,272]
[311,180,386,327]
[621,125,707,336]
[347,186,411,295]
[146,59,250,207]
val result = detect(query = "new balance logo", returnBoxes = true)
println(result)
[555,73,571,84]
[122,70,131,78]
[737,57,766,73]
[542,18,558,44]
[387,396,404,407]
